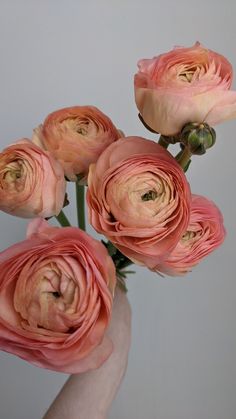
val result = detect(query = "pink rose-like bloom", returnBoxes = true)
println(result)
[135,42,236,135]
[33,106,121,181]
[0,140,66,218]
[156,195,226,276]
[87,136,191,269]
[0,219,116,373]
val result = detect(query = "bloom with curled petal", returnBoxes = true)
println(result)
[155,194,226,276]
[87,136,191,269]
[134,42,236,135]
[0,140,66,218]
[33,106,121,181]
[0,219,116,373]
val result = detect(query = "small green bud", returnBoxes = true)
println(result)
[181,122,216,155]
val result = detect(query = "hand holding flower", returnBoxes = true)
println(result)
[43,286,131,419]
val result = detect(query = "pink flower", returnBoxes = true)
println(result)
[156,195,226,276]
[0,140,66,218]
[134,42,236,135]
[33,106,121,181]
[87,136,191,269]
[0,219,116,373]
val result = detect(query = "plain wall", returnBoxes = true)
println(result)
[0,1,235,418]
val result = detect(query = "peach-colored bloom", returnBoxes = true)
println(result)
[87,136,191,269]
[0,219,116,373]
[156,195,226,276]
[33,106,121,181]
[135,42,236,135]
[0,140,66,218]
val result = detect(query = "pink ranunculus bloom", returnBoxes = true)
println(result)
[33,106,121,182]
[0,140,66,218]
[87,136,191,269]
[155,194,226,276]
[134,42,236,135]
[0,219,116,373]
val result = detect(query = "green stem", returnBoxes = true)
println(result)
[76,183,86,231]
[176,147,192,172]
[55,210,71,227]
[158,136,169,149]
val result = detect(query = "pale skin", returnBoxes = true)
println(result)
[43,287,132,419]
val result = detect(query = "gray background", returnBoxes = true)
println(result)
[0,1,235,418]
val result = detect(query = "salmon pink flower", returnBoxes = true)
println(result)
[156,194,226,276]
[33,106,121,181]
[87,136,191,269]
[0,140,66,218]
[135,42,236,135]
[0,219,116,373]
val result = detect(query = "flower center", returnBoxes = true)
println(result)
[0,160,24,191]
[141,189,158,201]
[181,230,196,242]
[52,291,61,298]
[4,169,21,182]
[179,70,195,83]
[76,126,88,135]
[66,118,91,136]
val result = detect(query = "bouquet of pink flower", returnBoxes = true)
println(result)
[0,42,234,374]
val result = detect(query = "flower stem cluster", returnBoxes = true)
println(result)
[0,41,231,373]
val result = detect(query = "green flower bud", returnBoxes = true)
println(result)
[181,122,216,155]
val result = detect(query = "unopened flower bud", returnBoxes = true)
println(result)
[181,122,216,155]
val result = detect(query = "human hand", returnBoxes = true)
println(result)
[43,286,131,419]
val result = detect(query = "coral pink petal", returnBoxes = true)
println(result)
[26,218,50,239]
[204,90,236,125]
